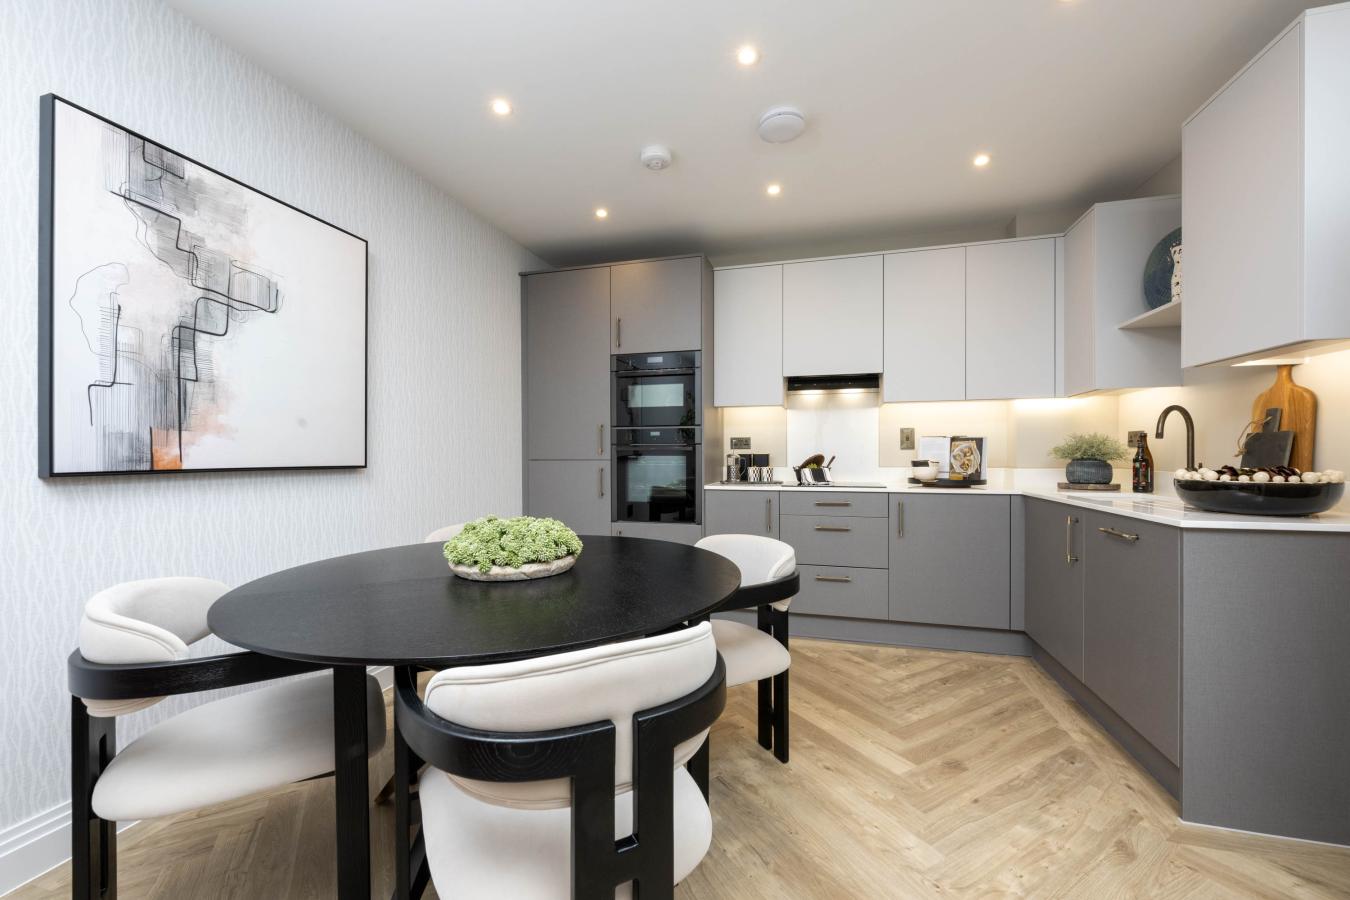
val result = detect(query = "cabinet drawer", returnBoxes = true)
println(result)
[779,491,889,518]
[792,566,889,620]
[780,515,889,568]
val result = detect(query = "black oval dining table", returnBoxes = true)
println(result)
[208,535,743,900]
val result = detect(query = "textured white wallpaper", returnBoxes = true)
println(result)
[0,0,541,833]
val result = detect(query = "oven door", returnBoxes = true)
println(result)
[612,433,698,524]
[613,370,699,428]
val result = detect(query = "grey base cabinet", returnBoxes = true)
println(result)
[1024,498,1085,680]
[889,495,1012,630]
[793,566,888,619]
[703,490,778,538]
[526,461,610,536]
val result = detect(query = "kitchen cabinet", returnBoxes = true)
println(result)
[779,514,889,569]
[526,460,611,535]
[713,265,783,406]
[1062,198,1182,396]
[782,256,883,376]
[704,489,778,538]
[965,239,1056,400]
[610,257,704,354]
[524,267,611,461]
[1082,510,1180,764]
[1182,6,1350,367]
[792,566,889,619]
[889,495,1011,629]
[882,247,966,402]
[1023,498,1085,680]
[778,491,888,518]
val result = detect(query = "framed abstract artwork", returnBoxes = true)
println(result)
[38,94,367,477]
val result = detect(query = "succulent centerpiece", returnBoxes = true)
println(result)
[1052,433,1130,485]
[443,515,583,581]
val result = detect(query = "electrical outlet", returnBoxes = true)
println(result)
[730,436,751,450]
[900,428,915,451]
[1127,430,1146,449]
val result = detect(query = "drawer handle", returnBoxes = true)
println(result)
[1098,526,1139,543]
[597,423,604,456]
[815,575,853,583]
[896,500,904,537]
[765,498,773,534]
[615,317,622,348]
[814,501,852,507]
[599,466,605,499]
[1065,515,1078,565]
[813,525,852,533]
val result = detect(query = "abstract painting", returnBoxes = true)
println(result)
[38,95,367,477]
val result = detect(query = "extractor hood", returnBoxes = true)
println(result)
[785,373,880,394]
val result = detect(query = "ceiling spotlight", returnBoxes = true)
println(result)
[594,207,609,219]
[737,44,760,66]
[973,152,991,168]
[490,98,512,116]
[766,183,782,197]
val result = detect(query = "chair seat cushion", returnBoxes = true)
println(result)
[420,764,711,899]
[711,619,791,687]
[92,671,386,821]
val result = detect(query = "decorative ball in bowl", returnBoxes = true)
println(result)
[443,515,583,581]
[1172,466,1346,517]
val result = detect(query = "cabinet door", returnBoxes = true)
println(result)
[704,490,778,538]
[713,266,783,406]
[1062,212,1096,397]
[782,256,883,376]
[889,495,1011,629]
[965,239,1056,399]
[610,257,702,354]
[525,268,610,461]
[526,461,610,535]
[1023,499,1085,679]
[882,247,966,401]
[1083,511,1180,764]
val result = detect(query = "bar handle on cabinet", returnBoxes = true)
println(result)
[814,500,852,508]
[764,498,772,534]
[1098,526,1139,543]
[815,575,853,584]
[599,466,605,498]
[615,318,622,348]
[896,500,904,537]
[813,525,852,533]
[598,424,604,456]
[1065,515,1079,565]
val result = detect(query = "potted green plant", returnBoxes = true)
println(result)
[443,515,583,581]
[1051,433,1130,485]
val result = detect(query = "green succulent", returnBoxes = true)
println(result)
[1051,432,1131,463]
[443,515,583,574]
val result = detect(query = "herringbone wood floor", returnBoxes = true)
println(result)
[16,640,1350,898]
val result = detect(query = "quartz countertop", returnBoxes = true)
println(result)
[706,469,1350,533]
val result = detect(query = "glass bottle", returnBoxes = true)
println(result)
[1132,434,1155,493]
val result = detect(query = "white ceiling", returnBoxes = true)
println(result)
[168,0,1313,267]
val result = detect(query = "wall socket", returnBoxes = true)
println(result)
[1127,430,1146,449]
[900,427,915,450]
[730,436,751,450]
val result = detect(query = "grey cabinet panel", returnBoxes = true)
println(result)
[889,495,1011,629]
[525,268,610,461]
[780,515,889,569]
[882,247,966,401]
[610,257,702,354]
[526,461,610,535]
[703,490,778,538]
[782,256,883,376]
[965,239,1056,400]
[1082,510,1180,765]
[793,566,889,620]
[713,265,783,407]
[779,491,888,518]
[1023,498,1085,680]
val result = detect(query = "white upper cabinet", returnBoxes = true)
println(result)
[1182,6,1350,366]
[882,247,966,402]
[713,265,783,407]
[610,257,703,354]
[965,238,1057,400]
[782,255,883,376]
[1063,197,1183,396]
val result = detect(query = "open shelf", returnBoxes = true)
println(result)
[1117,300,1180,330]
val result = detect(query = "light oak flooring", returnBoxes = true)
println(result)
[16,639,1350,899]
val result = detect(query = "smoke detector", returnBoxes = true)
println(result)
[758,106,806,143]
[640,145,673,171]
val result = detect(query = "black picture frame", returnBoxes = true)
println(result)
[37,93,369,478]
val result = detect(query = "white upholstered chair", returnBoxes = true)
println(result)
[694,534,796,762]
[393,621,725,899]
[68,577,386,898]
[423,523,466,543]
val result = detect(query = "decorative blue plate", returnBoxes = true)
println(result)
[1142,226,1182,310]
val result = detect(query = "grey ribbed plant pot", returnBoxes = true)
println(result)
[1065,459,1113,485]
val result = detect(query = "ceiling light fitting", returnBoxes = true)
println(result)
[758,106,806,144]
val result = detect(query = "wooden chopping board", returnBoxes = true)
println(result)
[1251,365,1316,471]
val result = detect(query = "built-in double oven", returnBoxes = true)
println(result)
[611,351,701,525]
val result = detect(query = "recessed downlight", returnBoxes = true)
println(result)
[594,207,609,219]
[736,44,760,66]
[490,98,512,116]
[766,183,782,197]
[973,152,992,168]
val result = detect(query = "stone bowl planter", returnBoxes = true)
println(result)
[447,554,577,582]
[1065,458,1114,485]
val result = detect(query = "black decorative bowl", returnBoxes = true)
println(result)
[1173,479,1345,517]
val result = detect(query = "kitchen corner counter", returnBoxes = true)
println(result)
[706,470,1350,532]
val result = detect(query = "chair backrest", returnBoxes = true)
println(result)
[78,576,228,716]
[695,534,796,610]
[422,621,716,809]
[423,523,466,543]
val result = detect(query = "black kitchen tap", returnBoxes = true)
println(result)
[1155,405,1196,470]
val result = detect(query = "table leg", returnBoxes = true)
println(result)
[333,664,371,899]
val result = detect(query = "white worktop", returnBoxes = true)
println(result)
[706,468,1350,533]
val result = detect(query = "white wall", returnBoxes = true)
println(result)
[0,0,540,877]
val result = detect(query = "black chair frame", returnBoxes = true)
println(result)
[712,570,797,764]
[392,652,727,900]
[66,649,327,900]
